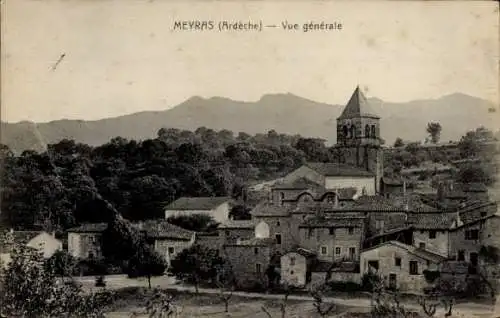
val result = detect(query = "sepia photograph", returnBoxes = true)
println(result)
[1,0,499,317]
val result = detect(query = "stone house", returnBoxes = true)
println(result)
[218,219,256,245]
[280,248,316,288]
[449,217,489,265]
[407,212,460,258]
[222,237,276,288]
[67,223,108,260]
[164,197,233,223]
[298,215,366,262]
[134,220,195,266]
[360,241,445,292]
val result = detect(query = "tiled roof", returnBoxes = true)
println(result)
[133,220,194,240]
[218,220,256,229]
[67,223,108,233]
[250,202,290,217]
[283,247,317,258]
[364,226,412,241]
[363,241,445,263]
[165,197,231,211]
[338,86,379,119]
[305,162,375,177]
[299,216,365,228]
[406,212,457,230]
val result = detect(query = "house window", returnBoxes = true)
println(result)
[290,257,296,266]
[409,261,419,275]
[225,230,230,236]
[308,229,314,239]
[419,242,426,249]
[321,246,327,255]
[465,229,479,240]
[395,257,402,267]
[371,125,376,138]
[168,247,175,255]
[365,124,370,138]
[256,263,262,273]
[254,247,259,255]
[335,247,341,255]
[348,227,354,235]
[481,211,487,217]
[276,221,280,227]
[275,234,282,245]
[429,231,436,239]
[329,228,334,235]
[290,270,294,275]
[458,250,465,261]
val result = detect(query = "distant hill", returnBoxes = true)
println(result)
[1,92,498,154]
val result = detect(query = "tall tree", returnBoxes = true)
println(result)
[426,122,442,144]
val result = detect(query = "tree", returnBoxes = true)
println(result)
[426,122,442,144]
[215,266,236,313]
[167,214,219,232]
[393,138,405,148]
[456,163,496,186]
[127,248,166,289]
[309,283,337,317]
[169,244,226,294]
[0,235,113,317]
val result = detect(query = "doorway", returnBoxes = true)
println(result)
[389,274,397,290]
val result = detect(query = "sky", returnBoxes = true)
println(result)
[2,0,499,123]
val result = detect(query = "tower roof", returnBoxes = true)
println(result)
[338,86,379,120]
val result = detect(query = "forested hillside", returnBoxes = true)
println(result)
[0,126,497,233]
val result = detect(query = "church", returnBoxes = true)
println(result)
[278,85,384,196]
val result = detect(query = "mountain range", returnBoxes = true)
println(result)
[1,93,498,154]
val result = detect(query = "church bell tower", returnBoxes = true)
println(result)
[336,86,383,193]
